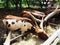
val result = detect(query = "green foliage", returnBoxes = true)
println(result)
[0,0,59,9]
[56,0,60,5]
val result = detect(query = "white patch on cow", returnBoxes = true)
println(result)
[3,19,32,34]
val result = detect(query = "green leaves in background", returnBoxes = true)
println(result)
[0,0,59,9]
[56,0,60,5]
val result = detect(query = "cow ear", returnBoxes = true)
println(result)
[3,19,6,26]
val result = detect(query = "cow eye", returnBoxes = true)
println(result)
[6,21,8,24]
[12,22,15,24]
[24,24,26,26]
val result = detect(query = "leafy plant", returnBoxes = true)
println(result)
[56,0,60,5]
